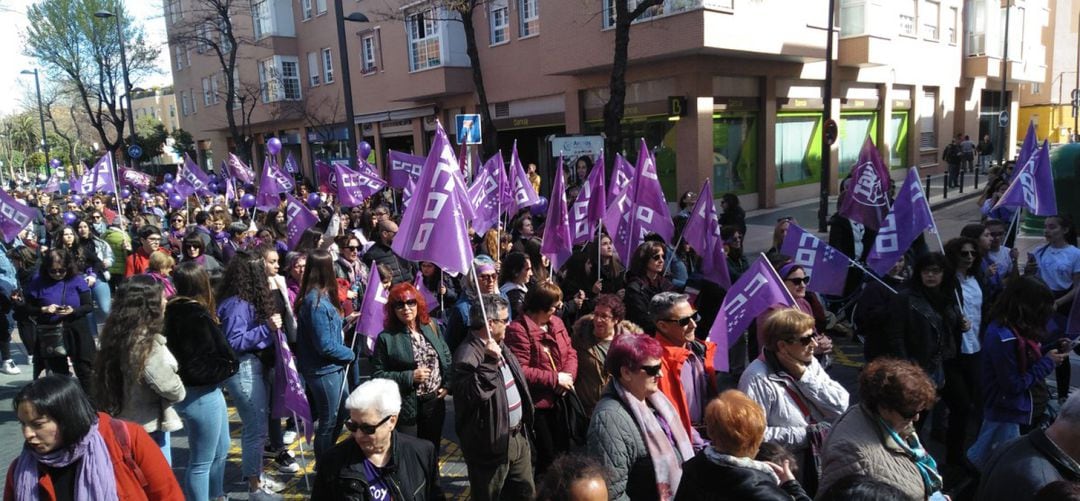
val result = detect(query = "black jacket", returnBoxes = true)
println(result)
[363,242,416,286]
[450,333,534,467]
[311,432,443,501]
[884,288,964,374]
[675,452,812,501]
[977,428,1080,501]
[855,275,906,361]
[163,299,238,387]
[624,275,674,332]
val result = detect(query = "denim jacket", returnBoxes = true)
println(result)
[296,289,353,377]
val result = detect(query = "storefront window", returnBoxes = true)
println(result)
[712,113,757,195]
[837,111,877,178]
[775,113,822,187]
[890,111,910,169]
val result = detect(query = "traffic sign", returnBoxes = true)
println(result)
[998,111,1009,128]
[455,114,482,145]
[127,144,144,160]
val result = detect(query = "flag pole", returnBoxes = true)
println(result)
[470,261,493,342]
[291,411,312,490]
[925,200,966,308]
[597,220,603,284]
[1005,206,1021,245]
[845,256,899,294]
[760,252,799,306]
[108,153,126,230]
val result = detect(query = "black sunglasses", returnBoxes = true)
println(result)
[663,312,700,327]
[898,408,924,420]
[785,276,811,286]
[345,245,361,251]
[639,363,662,377]
[393,299,418,310]
[649,253,665,262]
[344,414,392,434]
[787,334,816,346]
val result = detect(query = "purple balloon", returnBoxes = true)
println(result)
[163,173,175,183]
[49,159,62,168]
[306,192,322,208]
[62,211,77,226]
[71,194,83,206]
[267,137,282,156]
[240,193,257,210]
[358,141,372,160]
[161,182,174,193]
[140,192,152,202]
[168,193,185,209]
[531,196,548,217]
[120,188,132,199]
[209,173,221,184]
[208,181,220,193]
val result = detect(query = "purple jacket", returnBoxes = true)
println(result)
[981,322,1056,425]
[217,296,272,354]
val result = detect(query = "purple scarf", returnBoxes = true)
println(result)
[13,422,118,501]
[612,381,694,500]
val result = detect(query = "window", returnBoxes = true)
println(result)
[252,0,271,39]
[406,8,441,71]
[602,0,693,29]
[489,0,509,45]
[180,91,190,116]
[259,56,302,102]
[308,52,320,86]
[946,6,957,44]
[190,88,197,114]
[219,18,234,53]
[211,74,220,104]
[301,0,312,20]
[322,47,334,83]
[282,59,301,100]
[202,78,212,106]
[259,59,276,103]
[775,114,821,186]
[919,88,937,149]
[361,34,378,72]
[921,1,939,40]
[519,0,538,37]
[899,0,916,36]
[231,69,242,109]
[316,0,327,15]
[1031,82,1042,95]
[174,45,184,70]
[196,23,209,53]
[168,0,182,24]
[840,0,867,37]
[169,104,176,118]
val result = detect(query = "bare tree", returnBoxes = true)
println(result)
[602,0,662,172]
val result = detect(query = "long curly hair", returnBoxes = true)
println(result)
[92,275,165,415]
[217,250,277,322]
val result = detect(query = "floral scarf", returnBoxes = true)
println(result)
[612,381,694,500]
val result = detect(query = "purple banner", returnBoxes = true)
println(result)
[681,179,731,289]
[0,188,35,242]
[388,150,424,189]
[540,164,573,270]
[508,142,540,213]
[570,151,606,245]
[414,271,439,313]
[271,327,313,438]
[838,138,890,231]
[1013,121,1037,183]
[176,154,214,198]
[602,139,675,264]
[42,173,61,193]
[282,193,318,249]
[779,223,850,296]
[333,163,387,207]
[284,152,299,174]
[225,153,256,185]
[867,167,935,275]
[118,167,153,192]
[256,158,295,210]
[708,256,794,371]
[356,265,389,351]
[994,139,1057,216]
[607,153,634,207]
[79,153,116,195]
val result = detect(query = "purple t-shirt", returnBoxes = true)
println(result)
[362,459,392,501]
[25,274,91,324]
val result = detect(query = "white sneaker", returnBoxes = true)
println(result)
[259,474,287,493]
[282,430,297,445]
[249,489,284,501]
[1,360,21,375]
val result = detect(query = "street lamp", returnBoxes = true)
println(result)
[19,69,51,178]
[94,9,138,169]
[998,1,1012,165]
[334,1,369,171]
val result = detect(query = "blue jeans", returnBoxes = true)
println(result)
[223,354,269,479]
[149,430,171,466]
[88,279,111,336]
[304,369,347,458]
[175,385,230,501]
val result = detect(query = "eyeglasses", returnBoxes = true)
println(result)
[345,245,361,251]
[593,312,614,320]
[489,316,509,325]
[639,363,662,377]
[786,334,816,346]
[898,408,925,420]
[91,215,103,220]
[785,276,811,286]
[477,273,497,281]
[172,218,185,223]
[344,415,392,435]
[959,250,978,257]
[649,254,665,262]
[662,312,700,327]
[374,211,389,217]
[776,216,794,223]
[393,299,418,310]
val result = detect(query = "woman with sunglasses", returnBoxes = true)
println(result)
[22,249,96,392]
[817,358,944,500]
[372,283,452,449]
[498,252,532,318]
[738,308,849,493]
[166,211,188,261]
[504,281,577,475]
[588,333,694,500]
[624,241,675,332]
[181,234,224,283]
[334,234,369,312]
[752,259,832,364]
[311,378,443,500]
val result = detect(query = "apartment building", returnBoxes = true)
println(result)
[129,87,183,166]
[1018,0,1079,143]
[165,0,1049,210]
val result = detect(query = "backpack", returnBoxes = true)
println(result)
[108,416,149,489]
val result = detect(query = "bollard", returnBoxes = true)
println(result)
[925,174,931,196]
[974,168,980,191]
[943,173,948,199]
[959,171,965,193]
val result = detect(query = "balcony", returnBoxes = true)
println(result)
[838,34,892,67]
[392,66,474,101]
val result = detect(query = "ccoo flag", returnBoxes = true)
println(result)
[508,141,540,213]
[467,153,509,235]
[333,163,387,207]
[779,223,850,296]
[570,152,606,245]
[0,188,35,242]
[80,153,117,195]
[176,154,214,198]
[284,152,300,174]
[993,139,1057,216]
[118,167,154,192]
[607,153,634,207]
[838,138,890,231]
[603,139,675,264]
[271,327,313,438]
[388,150,425,189]
[540,162,573,270]
[1012,121,1038,183]
[282,193,318,249]
[392,122,475,275]
[414,271,440,313]
[356,265,390,351]
[681,179,731,289]
[708,256,795,371]
[866,167,935,275]
[255,158,294,210]
[225,153,256,185]
[42,173,61,193]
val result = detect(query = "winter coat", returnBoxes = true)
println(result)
[362,242,416,286]
[103,227,130,277]
[311,431,443,501]
[657,335,718,434]
[977,429,1080,501]
[117,334,186,434]
[884,287,963,375]
[571,315,642,416]
[674,452,811,501]
[504,313,577,410]
[164,298,238,387]
[371,321,452,426]
[980,322,1057,425]
[587,384,662,501]
[623,275,675,332]
[217,296,273,355]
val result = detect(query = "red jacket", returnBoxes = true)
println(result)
[4,413,183,501]
[504,313,578,410]
[124,247,153,277]
[657,335,718,435]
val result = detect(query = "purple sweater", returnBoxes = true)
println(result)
[217,295,272,354]
[24,274,93,324]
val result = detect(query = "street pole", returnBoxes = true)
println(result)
[998,1,1011,164]
[818,0,836,233]
[334,1,369,172]
[1074,11,1079,141]
[95,10,137,169]
[29,70,51,178]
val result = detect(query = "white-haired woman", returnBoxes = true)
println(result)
[311,378,444,500]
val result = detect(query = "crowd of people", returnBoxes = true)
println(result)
[0,153,1077,501]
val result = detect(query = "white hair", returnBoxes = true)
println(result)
[344,378,401,418]
[1060,391,1080,424]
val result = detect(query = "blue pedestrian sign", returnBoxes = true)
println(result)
[456,114,482,145]
[127,144,144,160]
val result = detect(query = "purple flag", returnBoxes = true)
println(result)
[708,256,795,371]
[79,153,117,195]
[467,162,502,235]
[358,160,381,179]
[333,163,387,207]
[541,164,573,270]
[225,153,256,185]
[284,152,299,174]
[388,150,425,189]
[282,193,318,249]
[356,265,389,351]
[603,139,675,264]
[0,188,35,242]
[315,160,334,193]
[224,173,236,202]
[570,152,606,245]
[994,139,1057,216]
[118,167,153,192]
[838,138,890,231]
[779,223,850,296]
[1013,121,1038,183]
[866,167,935,275]
[68,173,81,195]
[607,153,634,206]
[414,272,439,313]
[508,142,540,213]
[392,122,475,275]
[681,179,731,289]
[42,173,61,193]
[256,158,294,210]
[271,327,313,437]
[176,154,213,198]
